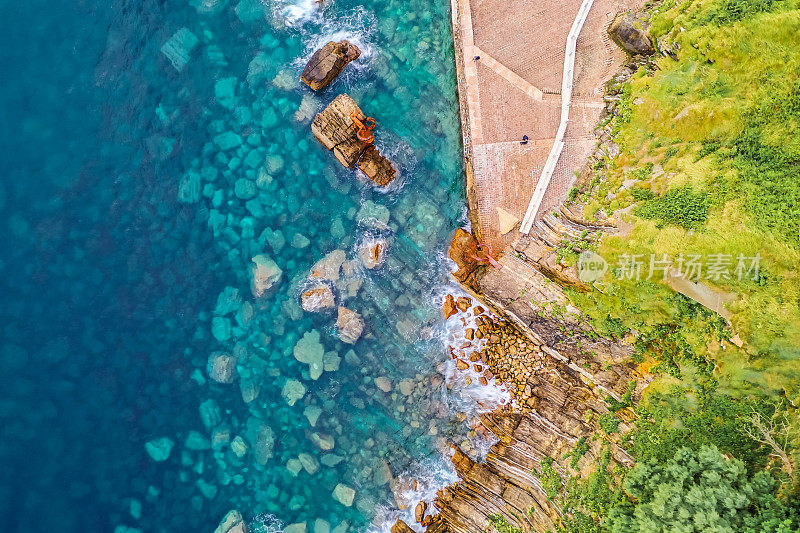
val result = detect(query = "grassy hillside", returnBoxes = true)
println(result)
[569,0,800,402]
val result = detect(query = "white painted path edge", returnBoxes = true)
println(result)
[519,0,596,234]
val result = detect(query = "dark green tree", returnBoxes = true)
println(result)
[607,446,800,532]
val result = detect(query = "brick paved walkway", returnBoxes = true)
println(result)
[452,0,643,251]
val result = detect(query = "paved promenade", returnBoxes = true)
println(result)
[451,0,643,250]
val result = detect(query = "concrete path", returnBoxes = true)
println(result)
[451,0,644,251]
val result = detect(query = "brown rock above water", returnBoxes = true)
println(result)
[415,501,428,523]
[608,12,655,55]
[301,40,361,91]
[358,145,396,186]
[390,519,415,533]
[443,294,458,319]
[358,239,387,269]
[449,228,482,285]
[312,94,370,167]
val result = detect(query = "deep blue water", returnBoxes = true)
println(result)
[0,0,472,531]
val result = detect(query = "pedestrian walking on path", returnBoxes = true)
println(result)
[520,135,529,145]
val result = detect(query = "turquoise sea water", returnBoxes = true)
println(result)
[0,0,489,530]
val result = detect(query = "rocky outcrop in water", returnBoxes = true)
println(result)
[358,145,396,186]
[301,40,361,91]
[448,228,483,287]
[312,94,397,186]
[608,12,655,56]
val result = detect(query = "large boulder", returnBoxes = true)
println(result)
[312,94,370,167]
[282,379,307,406]
[301,40,361,91]
[332,484,356,507]
[309,250,346,281]
[358,145,396,187]
[448,228,481,284]
[208,352,237,384]
[608,12,655,56]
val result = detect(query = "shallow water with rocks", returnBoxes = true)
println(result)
[0,0,504,531]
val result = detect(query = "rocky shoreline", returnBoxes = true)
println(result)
[386,230,649,532]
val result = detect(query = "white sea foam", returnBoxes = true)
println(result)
[273,0,324,27]
[369,455,459,533]
[250,513,284,533]
[294,7,378,67]
[370,277,511,531]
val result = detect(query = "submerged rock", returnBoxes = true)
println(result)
[214,510,247,533]
[214,77,238,109]
[303,405,322,427]
[608,12,655,55]
[185,430,211,451]
[145,437,174,462]
[208,352,237,384]
[336,306,364,344]
[231,436,248,458]
[282,379,307,406]
[356,200,390,230]
[314,519,331,533]
[160,28,199,71]
[309,250,346,281]
[375,376,392,392]
[250,254,283,297]
[301,40,361,91]
[333,484,356,507]
[311,432,335,451]
[321,454,344,467]
[199,399,222,429]
[294,330,325,379]
[298,452,320,474]
[245,417,275,465]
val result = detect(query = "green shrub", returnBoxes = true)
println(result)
[630,187,656,202]
[535,457,563,499]
[707,0,776,24]
[634,186,710,229]
[607,446,800,532]
[488,514,522,533]
[566,437,591,469]
[598,413,621,434]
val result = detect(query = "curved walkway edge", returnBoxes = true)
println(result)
[519,0,596,234]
